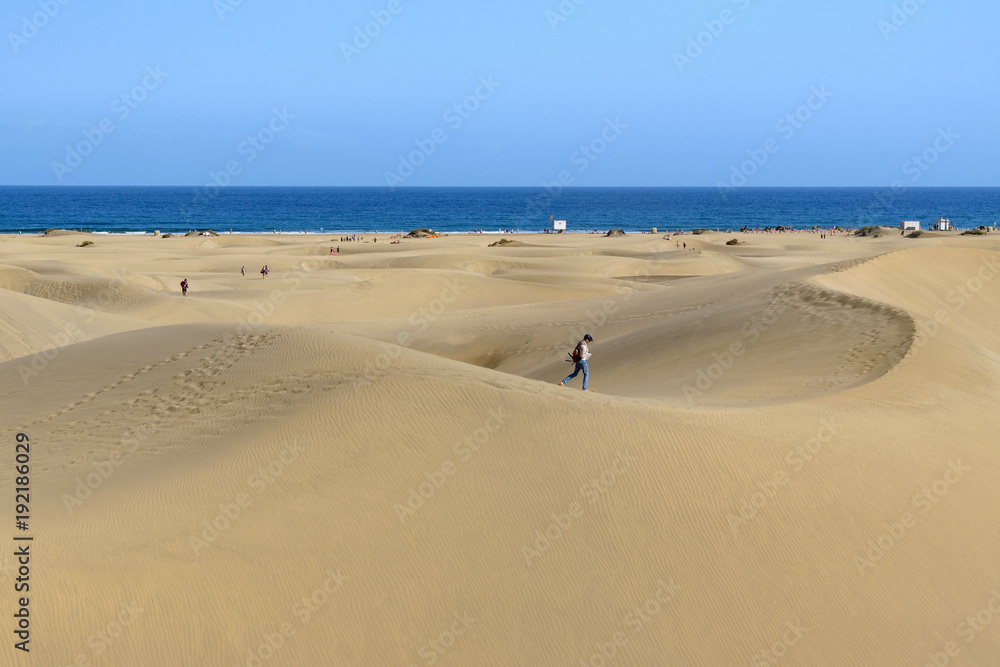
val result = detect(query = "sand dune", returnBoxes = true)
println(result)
[2,231,1000,665]
[0,287,149,364]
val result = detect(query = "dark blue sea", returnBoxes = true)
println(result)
[1,187,998,235]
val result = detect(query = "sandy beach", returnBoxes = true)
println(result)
[2,229,999,665]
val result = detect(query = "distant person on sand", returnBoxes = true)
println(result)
[560,334,593,391]
[180,279,188,296]
[241,266,246,277]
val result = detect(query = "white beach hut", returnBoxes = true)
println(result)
[934,218,951,231]
[901,221,921,232]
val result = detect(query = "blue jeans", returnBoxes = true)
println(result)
[563,360,589,390]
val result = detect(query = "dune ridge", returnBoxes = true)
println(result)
[2,232,999,665]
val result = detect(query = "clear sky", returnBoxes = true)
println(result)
[1,0,996,186]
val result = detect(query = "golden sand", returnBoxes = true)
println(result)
[2,230,998,665]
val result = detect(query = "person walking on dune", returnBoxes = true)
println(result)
[560,334,593,391]
[180,278,188,296]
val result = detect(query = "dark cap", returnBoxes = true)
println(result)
[583,334,593,341]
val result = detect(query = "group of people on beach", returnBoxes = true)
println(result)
[738,227,844,235]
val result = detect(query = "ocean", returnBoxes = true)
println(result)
[1,187,998,235]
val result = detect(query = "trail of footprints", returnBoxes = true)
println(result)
[823,252,888,275]
[30,333,296,470]
[776,283,916,393]
[34,332,428,473]
[28,341,217,428]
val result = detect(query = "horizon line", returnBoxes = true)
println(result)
[2,185,999,189]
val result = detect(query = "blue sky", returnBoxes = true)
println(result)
[0,0,996,186]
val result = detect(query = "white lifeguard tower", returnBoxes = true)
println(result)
[934,218,951,231]
[901,221,921,232]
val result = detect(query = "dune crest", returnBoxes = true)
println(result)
[2,232,999,665]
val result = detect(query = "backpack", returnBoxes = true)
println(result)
[568,341,584,363]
